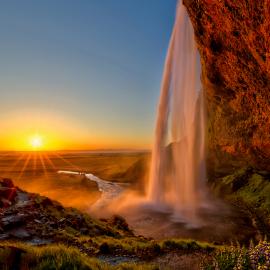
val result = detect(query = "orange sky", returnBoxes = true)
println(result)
[0,109,151,151]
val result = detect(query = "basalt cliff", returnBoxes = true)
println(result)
[184,0,270,173]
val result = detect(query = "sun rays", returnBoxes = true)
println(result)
[0,151,83,182]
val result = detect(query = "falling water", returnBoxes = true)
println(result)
[148,1,207,224]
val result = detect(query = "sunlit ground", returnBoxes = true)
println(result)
[0,150,149,210]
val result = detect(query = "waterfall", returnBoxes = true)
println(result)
[147,0,207,223]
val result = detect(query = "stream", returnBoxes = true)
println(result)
[57,170,262,245]
[58,170,125,209]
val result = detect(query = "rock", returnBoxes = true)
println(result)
[0,178,14,188]
[16,191,29,202]
[0,233,10,240]
[80,228,89,234]
[34,219,42,224]
[99,242,110,254]
[0,198,12,207]
[40,197,53,207]
[1,214,25,228]
[0,187,17,202]
[27,238,52,246]
[9,228,31,239]
[184,0,270,173]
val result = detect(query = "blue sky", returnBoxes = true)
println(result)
[0,0,177,150]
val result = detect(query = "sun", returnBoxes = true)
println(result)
[29,135,44,150]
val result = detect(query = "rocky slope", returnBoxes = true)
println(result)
[0,178,132,247]
[184,0,270,173]
[0,178,217,269]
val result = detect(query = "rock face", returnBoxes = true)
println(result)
[0,178,133,246]
[184,0,270,173]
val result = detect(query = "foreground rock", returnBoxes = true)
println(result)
[0,178,133,250]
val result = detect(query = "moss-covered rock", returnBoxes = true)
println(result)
[212,167,270,216]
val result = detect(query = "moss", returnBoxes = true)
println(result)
[213,168,270,214]
[237,173,270,211]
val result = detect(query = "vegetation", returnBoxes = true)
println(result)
[0,237,217,269]
[3,239,270,269]
[212,167,270,215]
[203,240,270,270]
[0,242,157,270]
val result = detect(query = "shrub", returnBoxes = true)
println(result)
[203,241,270,270]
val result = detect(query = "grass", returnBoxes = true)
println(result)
[0,242,108,270]
[5,238,266,269]
[0,237,217,269]
[160,239,215,253]
[0,242,158,270]
[76,235,216,259]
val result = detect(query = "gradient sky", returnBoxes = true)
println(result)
[0,0,177,150]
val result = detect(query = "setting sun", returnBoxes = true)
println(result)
[29,135,43,150]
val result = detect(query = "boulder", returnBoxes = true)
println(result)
[0,178,14,188]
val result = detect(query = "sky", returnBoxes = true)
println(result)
[0,0,177,151]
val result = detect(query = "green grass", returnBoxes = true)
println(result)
[0,242,158,270]
[77,235,216,259]
[160,239,215,252]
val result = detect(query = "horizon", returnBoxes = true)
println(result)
[0,148,151,153]
[0,0,177,151]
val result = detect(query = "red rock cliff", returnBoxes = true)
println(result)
[184,0,270,172]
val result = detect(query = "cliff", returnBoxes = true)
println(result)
[184,0,270,173]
